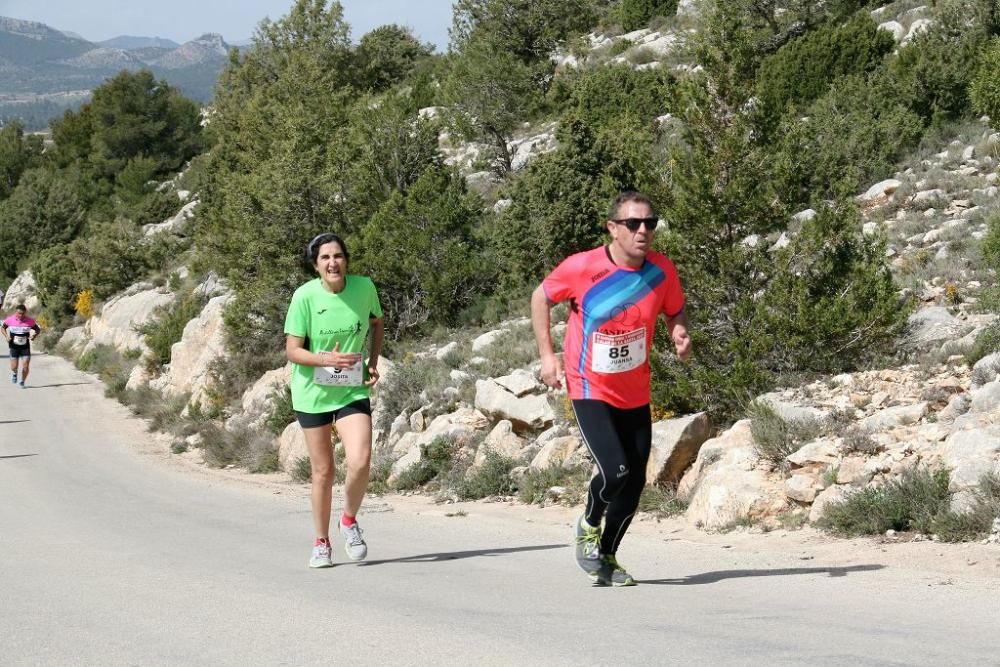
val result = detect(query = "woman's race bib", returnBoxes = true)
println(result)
[313,360,364,387]
[591,328,646,373]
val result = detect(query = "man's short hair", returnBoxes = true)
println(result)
[609,190,656,220]
[15,304,26,311]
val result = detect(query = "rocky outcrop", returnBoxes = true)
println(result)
[150,293,232,407]
[474,379,555,431]
[85,283,174,355]
[2,270,40,312]
[645,412,711,486]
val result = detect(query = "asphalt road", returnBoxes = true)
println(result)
[2,353,999,666]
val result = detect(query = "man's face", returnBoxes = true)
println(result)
[607,200,657,262]
[15,309,27,321]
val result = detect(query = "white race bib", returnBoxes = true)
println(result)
[591,328,646,373]
[12,334,27,346]
[313,360,364,387]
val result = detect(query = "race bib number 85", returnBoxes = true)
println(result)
[314,360,364,387]
[591,328,646,373]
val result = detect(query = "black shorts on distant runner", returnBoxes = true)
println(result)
[8,345,30,359]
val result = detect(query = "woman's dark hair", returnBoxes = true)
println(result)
[304,233,349,266]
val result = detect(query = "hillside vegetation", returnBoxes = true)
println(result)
[4,0,1000,427]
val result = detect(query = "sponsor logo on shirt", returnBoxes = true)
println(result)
[319,321,362,336]
[590,269,610,283]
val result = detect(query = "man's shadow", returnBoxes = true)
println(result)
[0,454,37,460]
[640,564,883,585]
[0,419,30,425]
[22,382,92,389]
[359,543,565,566]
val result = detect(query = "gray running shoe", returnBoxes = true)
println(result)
[595,555,636,587]
[10,373,16,384]
[574,515,602,578]
[341,522,368,561]
[309,542,333,568]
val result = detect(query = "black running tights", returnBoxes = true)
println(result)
[572,399,651,555]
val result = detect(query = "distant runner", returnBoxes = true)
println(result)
[285,233,385,569]
[3,304,41,388]
[531,191,692,586]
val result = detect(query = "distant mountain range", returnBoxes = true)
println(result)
[0,17,233,129]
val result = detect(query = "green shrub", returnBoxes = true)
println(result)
[373,358,451,431]
[266,385,295,436]
[367,451,396,496]
[565,64,675,128]
[966,322,1000,368]
[971,37,1000,128]
[819,467,952,536]
[392,438,458,490]
[291,456,312,483]
[887,1,996,124]
[137,291,208,368]
[748,401,824,467]
[637,484,686,518]
[612,0,679,32]
[455,450,520,499]
[933,474,1000,542]
[756,12,895,121]
[771,74,924,203]
[517,464,591,505]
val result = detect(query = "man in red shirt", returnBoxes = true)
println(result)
[531,191,691,586]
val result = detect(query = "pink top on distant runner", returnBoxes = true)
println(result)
[3,315,38,347]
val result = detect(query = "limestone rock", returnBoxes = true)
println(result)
[150,293,231,406]
[787,438,839,466]
[809,485,849,523]
[836,458,873,486]
[2,270,40,312]
[87,284,173,355]
[645,412,711,486]
[474,379,554,430]
[494,369,541,397]
[940,420,1000,491]
[969,379,1000,414]
[142,199,198,237]
[902,307,973,350]
[472,329,507,352]
[474,420,527,466]
[228,364,291,432]
[785,473,821,503]
[859,402,927,432]
[278,422,309,473]
[679,421,785,530]
[530,436,581,469]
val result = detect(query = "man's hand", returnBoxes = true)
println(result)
[672,326,692,361]
[539,352,564,389]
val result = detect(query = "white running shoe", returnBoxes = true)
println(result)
[341,522,367,561]
[309,541,333,568]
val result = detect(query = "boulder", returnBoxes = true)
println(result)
[858,178,901,203]
[645,412,711,486]
[530,436,581,469]
[787,438,839,467]
[278,422,310,473]
[57,326,88,355]
[227,364,292,432]
[150,293,231,406]
[902,307,973,350]
[836,457,874,486]
[474,420,527,466]
[2,270,40,312]
[969,379,1000,414]
[142,199,198,237]
[859,402,928,432]
[474,379,554,430]
[678,420,785,530]
[785,473,821,503]
[472,329,507,352]
[87,284,174,355]
[809,485,850,523]
[877,20,905,41]
[494,369,541,397]
[940,420,1000,491]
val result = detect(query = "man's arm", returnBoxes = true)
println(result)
[531,284,564,389]
[665,309,692,361]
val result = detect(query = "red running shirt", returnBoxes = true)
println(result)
[543,246,685,409]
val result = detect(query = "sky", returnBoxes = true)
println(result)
[0,0,455,50]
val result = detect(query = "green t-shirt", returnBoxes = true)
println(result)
[283,276,383,414]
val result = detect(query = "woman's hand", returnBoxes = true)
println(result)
[364,362,380,386]
[318,341,362,368]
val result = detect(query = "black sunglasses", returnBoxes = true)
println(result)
[612,217,659,232]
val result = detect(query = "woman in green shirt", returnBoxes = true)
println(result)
[284,233,385,568]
